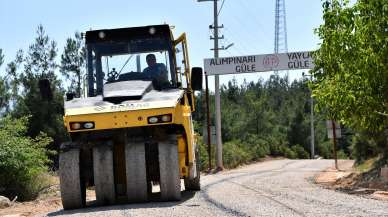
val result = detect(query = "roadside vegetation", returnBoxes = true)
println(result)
[312,0,388,165]
[0,116,52,200]
[194,75,350,169]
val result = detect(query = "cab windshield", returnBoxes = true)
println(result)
[86,39,176,95]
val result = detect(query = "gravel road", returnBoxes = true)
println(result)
[43,159,388,217]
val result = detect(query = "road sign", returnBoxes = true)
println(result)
[326,120,341,139]
[204,51,315,75]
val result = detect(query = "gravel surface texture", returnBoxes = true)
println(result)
[42,159,388,217]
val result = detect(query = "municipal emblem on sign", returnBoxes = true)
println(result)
[263,54,279,69]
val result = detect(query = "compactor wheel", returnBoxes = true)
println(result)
[184,148,201,191]
[125,137,148,202]
[93,142,116,205]
[59,147,85,210]
[158,135,181,201]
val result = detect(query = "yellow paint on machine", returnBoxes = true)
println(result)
[177,134,188,177]
[64,100,195,178]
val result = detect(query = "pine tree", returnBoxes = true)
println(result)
[60,32,85,97]
[12,25,67,160]
[0,49,3,67]
[0,48,6,112]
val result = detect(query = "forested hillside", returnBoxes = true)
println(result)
[193,75,355,168]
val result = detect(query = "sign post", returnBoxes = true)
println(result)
[205,74,212,171]
[326,120,341,170]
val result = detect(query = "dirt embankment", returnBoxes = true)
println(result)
[0,186,97,217]
[315,159,388,201]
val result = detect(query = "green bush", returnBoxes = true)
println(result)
[197,135,215,171]
[223,140,250,168]
[317,140,332,159]
[350,132,379,163]
[0,116,52,201]
[244,134,270,160]
[281,146,297,159]
[269,142,283,156]
[337,149,349,159]
[291,144,310,159]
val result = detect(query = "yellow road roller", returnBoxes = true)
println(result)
[59,24,202,209]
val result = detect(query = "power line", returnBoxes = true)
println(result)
[223,27,259,53]
[218,0,226,16]
[239,0,272,45]
[226,12,267,51]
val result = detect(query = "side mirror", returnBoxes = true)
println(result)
[66,92,75,101]
[191,67,203,91]
[38,79,53,101]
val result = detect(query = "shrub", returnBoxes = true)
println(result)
[350,132,379,163]
[269,143,282,156]
[244,134,270,160]
[0,116,52,201]
[337,149,349,159]
[223,140,250,168]
[291,144,310,159]
[317,140,332,159]
[281,146,297,159]
[197,135,215,171]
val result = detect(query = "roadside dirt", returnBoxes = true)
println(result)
[0,184,96,217]
[315,160,388,201]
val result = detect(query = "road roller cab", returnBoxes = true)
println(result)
[59,24,203,209]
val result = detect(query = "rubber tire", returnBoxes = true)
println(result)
[158,135,181,201]
[59,148,85,210]
[125,137,148,202]
[93,143,116,205]
[184,148,201,191]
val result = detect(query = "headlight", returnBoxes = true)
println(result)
[70,122,95,130]
[148,117,159,124]
[71,123,81,130]
[147,114,172,124]
[98,31,105,39]
[83,122,94,129]
[161,115,171,122]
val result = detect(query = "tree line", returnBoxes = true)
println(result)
[0,25,85,200]
[194,75,355,169]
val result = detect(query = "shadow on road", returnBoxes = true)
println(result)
[46,190,197,216]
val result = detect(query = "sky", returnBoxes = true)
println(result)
[0,0,323,90]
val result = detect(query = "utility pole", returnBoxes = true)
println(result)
[198,0,224,170]
[310,93,315,159]
[205,74,212,171]
[303,72,315,159]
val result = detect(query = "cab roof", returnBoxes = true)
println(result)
[85,24,173,44]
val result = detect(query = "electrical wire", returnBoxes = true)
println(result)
[218,0,226,16]
[223,27,259,54]
[239,0,272,44]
